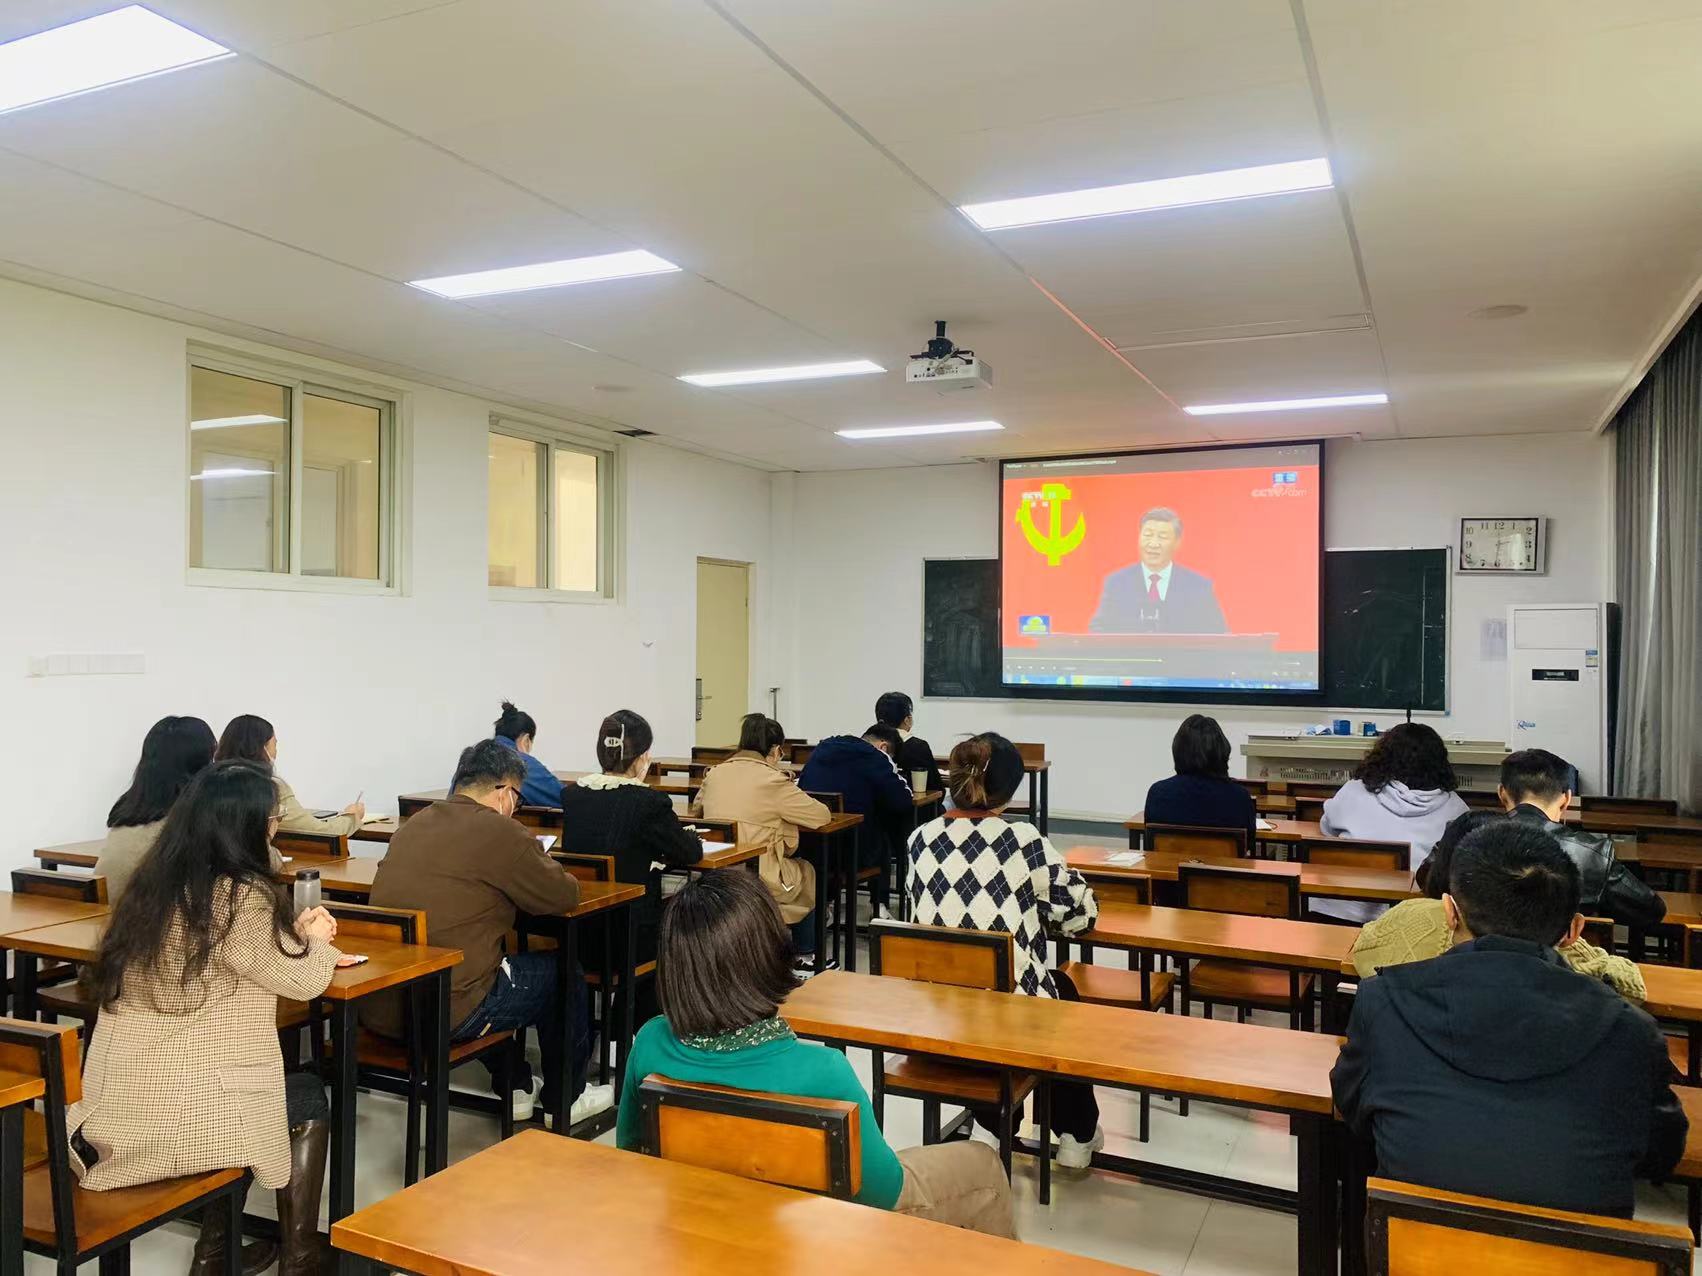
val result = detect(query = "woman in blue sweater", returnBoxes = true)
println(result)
[1143,715,1257,845]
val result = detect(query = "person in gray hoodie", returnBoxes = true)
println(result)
[1314,723,1469,923]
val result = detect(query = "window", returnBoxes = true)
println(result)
[488,420,614,598]
[189,355,397,589]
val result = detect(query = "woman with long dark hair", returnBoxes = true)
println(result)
[217,713,365,836]
[72,761,341,1276]
[1142,714,1258,843]
[96,715,216,903]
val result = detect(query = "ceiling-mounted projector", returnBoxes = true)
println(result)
[905,320,992,393]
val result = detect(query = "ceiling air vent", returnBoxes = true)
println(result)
[616,428,654,438]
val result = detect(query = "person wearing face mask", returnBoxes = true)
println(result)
[367,740,608,1126]
[216,714,365,836]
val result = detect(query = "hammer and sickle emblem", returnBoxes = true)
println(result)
[1017,482,1086,566]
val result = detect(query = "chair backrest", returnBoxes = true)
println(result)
[692,746,735,765]
[1233,777,1270,798]
[1179,862,1300,919]
[1293,796,1329,824]
[806,790,846,814]
[1642,828,1702,848]
[1686,925,1702,971]
[1366,1177,1691,1275]
[868,920,1015,992]
[1013,741,1046,764]
[551,851,615,883]
[1145,823,1248,857]
[513,805,564,831]
[10,868,107,904]
[635,1075,861,1199]
[1286,781,1341,799]
[681,817,740,845]
[1295,837,1408,871]
[789,744,815,769]
[1581,916,1617,951]
[0,1017,83,1255]
[1456,789,1503,811]
[324,902,426,946]
[1580,795,1680,817]
[1076,870,1151,908]
[273,829,349,859]
[397,793,436,819]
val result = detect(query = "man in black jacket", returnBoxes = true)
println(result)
[1331,820,1686,1216]
[875,691,943,795]
[1498,748,1666,928]
[799,724,916,915]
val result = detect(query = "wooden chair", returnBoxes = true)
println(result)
[550,852,614,883]
[866,921,1038,1184]
[1286,781,1341,800]
[1671,1083,1702,1240]
[513,806,564,832]
[273,830,348,859]
[1178,863,1313,1030]
[397,793,437,820]
[679,817,740,847]
[1143,824,1248,857]
[1233,777,1269,798]
[548,852,654,1081]
[1457,789,1504,810]
[634,1076,861,1199]
[1293,796,1329,825]
[691,746,735,766]
[8,871,106,1029]
[1,1016,250,1276]
[806,790,846,814]
[998,743,1044,820]
[1364,1176,1691,1274]
[1580,795,1680,817]
[1294,837,1408,871]
[1665,926,1702,1081]
[789,744,815,769]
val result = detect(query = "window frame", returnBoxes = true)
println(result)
[487,413,620,604]
[185,348,407,595]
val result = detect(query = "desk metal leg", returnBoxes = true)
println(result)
[1039,768,1050,835]
[1319,973,1341,1035]
[13,955,36,1023]
[843,827,859,974]
[2,1105,23,1276]
[423,972,450,1176]
[812,836,829,976]
[615,904,637,1097]
[327,1000,359,1276]
[552,916,579,1134]
[1296,1115,1339,1276]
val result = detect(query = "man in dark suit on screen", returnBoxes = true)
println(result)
[1089,507,1227,634]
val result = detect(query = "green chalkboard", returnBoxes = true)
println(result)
[1322,548,1448,711]
[921,550,1449,707]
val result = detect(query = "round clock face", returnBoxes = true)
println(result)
[1461,519,1538,571]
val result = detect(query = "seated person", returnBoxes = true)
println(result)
[908,733,1102,1167]
[615,870,1015,1237]
[97,714,217,903]
[75,761,339,1276]
[1315,723,1470,923]
[797,723,914,909]
[1331,819,1685,1216]
[1143,714,1257,846]
[1500,747,1665,928]
[488,699,564,809]
[1350,810,1644,999]
[558,709,703,993]
[217,714,365,837]
[875,691,943,794]
[697,713,831,970]
[369,740,609,1125]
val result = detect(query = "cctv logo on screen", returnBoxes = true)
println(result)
[1252,470,1307,498]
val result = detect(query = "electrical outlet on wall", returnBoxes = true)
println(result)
[27,653,145,677]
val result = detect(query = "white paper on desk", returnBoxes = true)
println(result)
[536,835,558,851]
[701,841,735,854]
[1256,819,1275,831]
[1106,851,1144,867]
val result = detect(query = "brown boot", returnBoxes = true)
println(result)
[187,1205,277,1276]
[274,1118,330,1276]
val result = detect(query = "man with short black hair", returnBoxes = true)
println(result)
[798,723,916,916]
[1500,747,1665,927]
[874,691,943,795]
[1331,820,1685,1216]
[368,740,609,1127]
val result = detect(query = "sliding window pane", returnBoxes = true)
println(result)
[489,432,544,587]
[551,446,600,593]
[189,367,289,572]
[302,393,382,580]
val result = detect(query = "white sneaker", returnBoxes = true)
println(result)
[1054,1126,1105,1170]
[543,1083,616,1131]
[511,1076,543,1122]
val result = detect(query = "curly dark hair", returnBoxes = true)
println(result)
[1353,722,1458,795]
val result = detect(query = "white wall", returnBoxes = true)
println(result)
[0,278,777,867]
[783,434,1614,820]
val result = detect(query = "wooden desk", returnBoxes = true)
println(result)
[0,892,109,940]
[785,970,1341,1276]
[942,757,1051,832]
[330,1131,1148,1276]
[1659,892,1702,928]
[5,915,460,1231]
[799,812,865,974]
[1579,810,1702,838]
[0,1066,44,1276]
[31,842,102,870]
[352,818,398,844]
[693,842,764,871]
[1122,813,1316,850]
[1068,847,1416,905]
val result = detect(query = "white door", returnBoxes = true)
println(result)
[696,559,751,747]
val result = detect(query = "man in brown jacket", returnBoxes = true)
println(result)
[368,739,607,1123]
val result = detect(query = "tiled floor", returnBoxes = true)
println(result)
[26,829,1702,1274]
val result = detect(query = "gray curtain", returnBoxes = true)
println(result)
[1612,310,1702,813]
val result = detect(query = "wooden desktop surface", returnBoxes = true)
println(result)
[784,970,1338,1114]
[1634,965,1702,1023]
[1082,903,1359,973]
[1656,892,1702,927]
[330,1130,1149,1276]
[0,1069,45,1111]
[1068,846,1415,903]
[1676,1088,1702,1179]
[278,858,644,916]
[1123,814,1312,843]
[31,841,103,869]
[0,891,110,938]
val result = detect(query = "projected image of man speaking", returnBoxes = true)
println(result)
[1089,507,1227,634]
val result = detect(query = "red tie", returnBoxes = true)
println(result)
[1147,573,1160,601]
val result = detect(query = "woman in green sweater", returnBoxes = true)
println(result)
[616,871,1015,1236]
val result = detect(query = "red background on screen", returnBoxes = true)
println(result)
[1001,464,1320,650]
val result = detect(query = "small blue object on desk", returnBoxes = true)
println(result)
[1332,718,1352,736]
[1361,721,1378,736]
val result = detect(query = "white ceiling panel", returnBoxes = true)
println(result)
[1129,326,1386,406]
